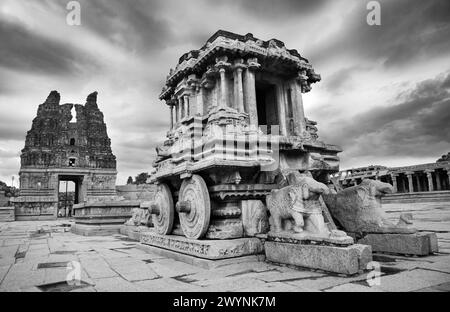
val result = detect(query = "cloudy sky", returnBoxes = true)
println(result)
[0,0,449,186]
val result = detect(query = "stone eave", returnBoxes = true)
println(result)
[159,32,317,101]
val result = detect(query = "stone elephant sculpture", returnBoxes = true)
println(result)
[266,176,330,234]
[322,179,416,234]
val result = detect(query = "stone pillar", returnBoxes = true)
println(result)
[390,173,398,193]
[425,170,434,192]
[436,170,442,191]
[183,95,190,117]
[414,174,421,192]
[290,78,306,136]
[275,83,288,136]
[179,97,184,119]
[243,58,260,127]
[169,104,174,130]
[406,172,414,193]
[215,56,231,109]
[445,168,450,190]
[175,101,179,123]
[196,86,204,116]
[233,59,245,113]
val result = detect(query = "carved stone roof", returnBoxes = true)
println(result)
[159,30,320,100]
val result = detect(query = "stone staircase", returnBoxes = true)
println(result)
[382,190,450,204]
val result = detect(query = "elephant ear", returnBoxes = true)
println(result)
[288,188,297,204]
[301,183,309,200]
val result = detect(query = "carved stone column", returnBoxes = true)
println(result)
[196,85,204,116]
[179,97,184,119]
[276,83,288,136]
[183,95,190,117]
[445,168,450,190]
[390,173,398,193]
[290,74,307,135]
[436,170,442,191]
[414,174,421,192]
[215,56,231,108]
[169,104,174,130]
[425,170,434,192]
[406,172,414,193]
[175,101,179,123]
[233,59,246,113]
[243,58,260,127]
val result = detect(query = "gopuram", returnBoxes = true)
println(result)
[12,91,137,228]
[140,30,372,274]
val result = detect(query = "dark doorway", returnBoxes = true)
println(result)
[58,175,83,218]
[256,81,278,134]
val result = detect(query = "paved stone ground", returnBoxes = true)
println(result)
[0,201,449,292]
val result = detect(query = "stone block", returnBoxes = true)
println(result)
[0,207,15,222]
[140,232,264,260]
[357,232,438,255]
[265,241,372,275]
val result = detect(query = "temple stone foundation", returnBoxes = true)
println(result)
[0,207,15,222]
[71,200,140,236]
[140,232,264,260]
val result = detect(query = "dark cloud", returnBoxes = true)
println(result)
[229,0,328,20]
[0,18,99,76]
[42,0,172,53]
[322,70,450,160]
[310,0,450,68]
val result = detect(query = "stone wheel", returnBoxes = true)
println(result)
[177,174,211,239]
[151,183,174,235]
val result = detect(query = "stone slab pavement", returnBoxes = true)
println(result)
[0,201,449,292]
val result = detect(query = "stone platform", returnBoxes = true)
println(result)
[71,200,139,236]
[0,207,15,222]
[355,232,439,256]
[140,232,264,260]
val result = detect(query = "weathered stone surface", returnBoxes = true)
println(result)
[324,179,417,234]
[357,232,438,255]
[265,241,372,275]
[241,200,269,237]
[140,232,264,260]
[268,231,354,246]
